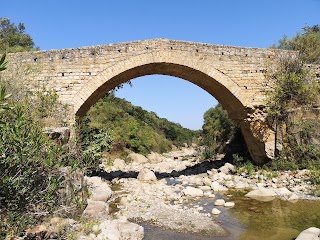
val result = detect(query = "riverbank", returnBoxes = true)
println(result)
[21,146,320,240]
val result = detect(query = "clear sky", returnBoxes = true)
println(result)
[2,0,319,129]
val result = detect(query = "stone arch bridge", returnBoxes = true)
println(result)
[3,39,298,164]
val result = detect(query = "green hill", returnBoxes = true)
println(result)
[86,93,198,156]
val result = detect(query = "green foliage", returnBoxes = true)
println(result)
[274,24,320,64]
[266,57,319,121]
[0,18,38,53]
[87,93,196,156]
[266,51,320,170]
[201,104,238,158]
[77,117,113,171]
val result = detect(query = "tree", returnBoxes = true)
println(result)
[201,104,237,158]
[266,51,320,169]
[0,18,38,53]
[274,24,320,64]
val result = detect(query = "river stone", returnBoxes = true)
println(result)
[214,199,225,206]
[245,187,277,197]
[113,158,126,168]
[203,177,212,186]
[199,186,211,192]
[82,200,109,219]
[147,152,163,163]
[85,176,113,202]
[137,168,157,181]
[224,202,235,207]
[128,153,149,164]
[296,227,320,240]
[211,208,221,215]
[211,181,228,192]
[182,186,204,197]
[219,163,236,174]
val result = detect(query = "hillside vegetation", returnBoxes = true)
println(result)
[86,93,198,157]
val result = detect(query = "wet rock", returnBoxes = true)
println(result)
[245,187,277,198]
[224,202,235,207]
[214,199,225,206]
[182,186,204,197]
[211,208,221,215]
[137,168,157,181]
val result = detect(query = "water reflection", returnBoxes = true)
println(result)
[142,190,320,240]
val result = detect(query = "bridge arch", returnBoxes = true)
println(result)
[71,50,273,164]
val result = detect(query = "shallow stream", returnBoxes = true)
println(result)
[141,181,320,240]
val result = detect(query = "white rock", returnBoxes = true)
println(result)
[203,177,212,186]
[82,200,109,219]
[225,181,235,188]
[245,187,277,197]
[211,208,221,215]
[211,181,228,192]
[214,199,226,206]
[296,227,320,240]
[147,152,163,163]
[219,163,236,174]
[85,176,113,202]
[275,187,292,195]
[224,202,235,207]
[113,158,126,168]
[199,186,211,192]
[137,168,157,181]
[234,181,249,189]
[128,153,149,164]
[181,186,204,197]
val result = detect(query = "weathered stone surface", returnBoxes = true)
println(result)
[82,200,109,219]
[137,168,157,181]
[85,176,113,202]
[214,199,226,206]
[211,208,221,215]
[128,153,149,164]
[181,186,204,197]
[4,39,316,164]
[211,181,228,192]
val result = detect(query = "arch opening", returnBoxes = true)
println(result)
[75,63,245,120]
[72,62,273,165]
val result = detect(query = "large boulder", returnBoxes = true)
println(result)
[296,227,320,240]
[147,152,164,163]
[137,168,157,181]
[128,153,149,164]
[113,158,126,169]
[181,186,203,197]
[96,217,144,240]
[245,187,277,201]
[85,176,113,202]
[82,200,109,219]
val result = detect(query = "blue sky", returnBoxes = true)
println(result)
[2,0,320,129]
